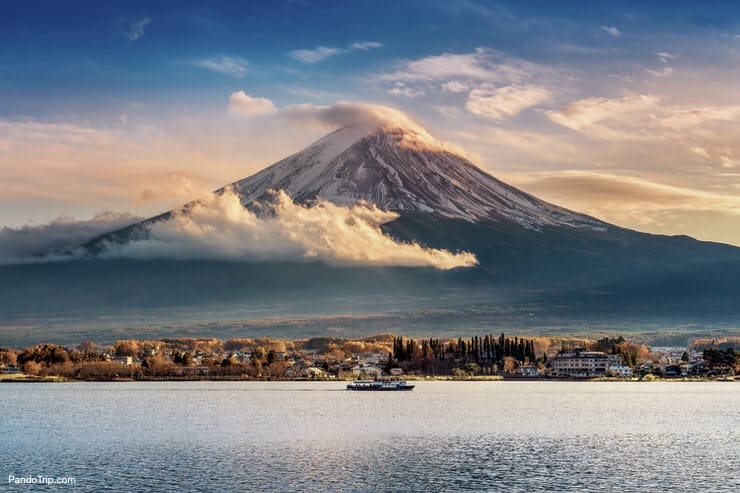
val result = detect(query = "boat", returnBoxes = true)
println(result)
[346,379,415,391]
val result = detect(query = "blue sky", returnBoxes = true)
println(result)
[3,1,740,244]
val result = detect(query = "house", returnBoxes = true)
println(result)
[606,365,633,377]
[517,365,539,377]
[352,365,382,379]
[303,367,328,379]
[111,356,133,366]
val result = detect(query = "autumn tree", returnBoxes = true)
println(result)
[17,344,69,366]
[114,340,140,357]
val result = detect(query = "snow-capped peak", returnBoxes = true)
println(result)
[228,120,605,230]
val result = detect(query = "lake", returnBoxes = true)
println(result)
[2,381,739,492]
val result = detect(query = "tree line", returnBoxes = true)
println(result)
[390,333,539,375]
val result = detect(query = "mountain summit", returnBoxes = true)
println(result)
[227,122,604,229]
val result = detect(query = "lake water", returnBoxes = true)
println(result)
[1,381,739,492]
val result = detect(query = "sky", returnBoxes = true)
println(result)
[2,1,740,245]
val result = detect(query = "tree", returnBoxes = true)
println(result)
[266,350,277,366]
[0,350,18,367]
[464,363,480,375]
[503,356,517,374]
[181,352,193,366]
[23,361,41,375]
[114,340,140,357]
[17,344,69,366]
[77,341,95,353]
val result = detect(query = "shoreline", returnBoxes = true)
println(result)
[2,375,735,383]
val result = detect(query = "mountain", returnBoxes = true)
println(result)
[85,119,609,251]
[86,117,740,282]
[3,117,740,344]
[229,123,604,228]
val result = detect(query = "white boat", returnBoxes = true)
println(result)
[346,379,415,391]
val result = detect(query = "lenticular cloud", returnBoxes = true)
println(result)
[104,189,477,270]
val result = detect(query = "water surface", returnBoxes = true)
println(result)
[2,381,738,492]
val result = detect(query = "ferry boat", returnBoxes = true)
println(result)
[346,379,415,391]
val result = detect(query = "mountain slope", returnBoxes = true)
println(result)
[228,123,605,228]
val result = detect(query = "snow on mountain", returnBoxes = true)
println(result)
[228,121,606,230]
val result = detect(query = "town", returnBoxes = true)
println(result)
[0,333,737,382]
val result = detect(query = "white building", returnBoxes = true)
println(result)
[517,365,540,377]
[551,349,628,377]
[606,365,633,377]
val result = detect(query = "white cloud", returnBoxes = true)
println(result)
[548,94,740,141]
[545,95,661,140]
[646,67,674,77]
[441,81,469,93]
[388,82,424,98]
[720,156,738,168]
[659,105,740,129]
[0,212,140,264]
[601,26,622,37]
[350,41,382,50]
[103,189,476,269]
[655,52,676,63]
[288,46,344,63]
[513,170,740,218]
[228,91,277,116]
[466,84,551,120]
[288,41,382,63]
[125,18,150,41]
[689,146,710,159]
[378,48,545,84]
[191,56,248,77]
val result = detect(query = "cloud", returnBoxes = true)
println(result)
[378,48,543,84]
[720,156,738,168]
[125,18,150,41]
[228,97,428,137]
[0,212,140,264]
[387,82,424,98]
[600,26,621,37]
[655,52,676,63]
[288,40,382,63]
[190,56,248,77]
[228,91,277,116]
[273,101,473,157]
[512,170,740,220]
[659,105,740,129]
[441,81,469,93]
[646,67,674,77]
[350,41,382,50]
[545,94,660,140]
[465,84,551,120]
[289,46,344,63]
[102,189,477,269]
[547,95,740,141]
[689,146,710,159]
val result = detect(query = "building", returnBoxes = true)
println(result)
[111,356,133,366]
[606,365,633,377]
[517,365,540,377]
[550,349,627,377]
[351,365,382,379]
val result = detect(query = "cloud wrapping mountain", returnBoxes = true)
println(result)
[0,212,141,264]
[101,189,477,269]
